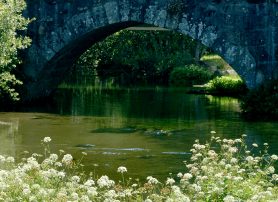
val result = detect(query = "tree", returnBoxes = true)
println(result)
[72,30,199,86]
[0,0,32,102]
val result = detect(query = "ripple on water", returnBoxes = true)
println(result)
[161,152,191,155]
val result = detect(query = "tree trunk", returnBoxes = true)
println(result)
[195,40,202,64]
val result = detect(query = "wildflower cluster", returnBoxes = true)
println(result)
[0,135,277,201]
[181,134,278,201]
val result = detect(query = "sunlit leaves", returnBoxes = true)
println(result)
[0,0,32,101]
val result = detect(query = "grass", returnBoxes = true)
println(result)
[201,54,241,79]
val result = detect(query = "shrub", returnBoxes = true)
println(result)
[241,80,278,120]
[0,134,277,201]
[206,76,247,96]
[169,64,212,87]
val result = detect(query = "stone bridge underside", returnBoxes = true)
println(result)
[23,0,278,99]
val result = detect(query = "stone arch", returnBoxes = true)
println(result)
[24,0,273,99]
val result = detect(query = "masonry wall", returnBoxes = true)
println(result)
[23,0,278,99]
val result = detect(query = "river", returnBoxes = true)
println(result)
[0,87,277,180]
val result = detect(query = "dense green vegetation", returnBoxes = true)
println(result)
[0,0,31,103]
[67,29,207,86]
[68,29,246,97]
[169,64,212,87]
[241,80,278,120]
[206,76,247,96]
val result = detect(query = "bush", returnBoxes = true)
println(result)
[206,76,247,96]
[241,80,278,120]
[169,64,212,87]
[0,134,277,201]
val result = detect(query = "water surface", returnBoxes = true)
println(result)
[0,87,277,180]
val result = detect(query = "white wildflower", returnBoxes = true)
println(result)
[272,174,278,181]
[43,137,51,143]
[223,195,236,202]
[31,184,41,190]
[246,156,254,163]
[228,147,238,153]
[201,165,208,171]
[271,155,278,161]
[0,155,5,163]
[230,158,238,164]
[233,176,243,181]
[84,179,95,187]
[132,184,138,188]
[6,157,14,163]
[97,175,115,188]
[190,166,199,174]
[192,184,201,192]
[183,173,193,180]
[62,154,73,165]
[80,195,90,202]
[55,162,62,167]
[215,173,223,178]
[87,187,98,197]
[117,166,127,173]
[57,171,65,179]
[146,176,159,185]
[267,166,275,174]
[71,175,80,183]
[22,188,31,195]
[234,139,242,143]
[208,150,217,157]
[201,176,208,181]
[225,164,232,169]
[49,154,58,162]
[104,190,117,199]
[71,192,79,200]
[169,186,190,202]
[193,144,206,150]
[177,172,183,178]
[166,178,175,185]
[26,157,40,170]
[252,143,258,147]
[57,191,67,199]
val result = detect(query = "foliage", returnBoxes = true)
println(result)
[240,80,278,120]
[0,0,31,102]
[169,64,212,87]
[70,30,204,86]
[206,76,247,96]
[0,134,277,201]
[201,54,231,71]
[167,0,185,16]
[0,72,23,101]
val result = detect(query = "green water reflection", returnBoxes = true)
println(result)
[0,87,277,180]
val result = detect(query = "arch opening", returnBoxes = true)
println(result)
[25,8,257,99]
[61,24,243,92]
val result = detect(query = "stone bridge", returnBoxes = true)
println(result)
[23,0,278,99]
